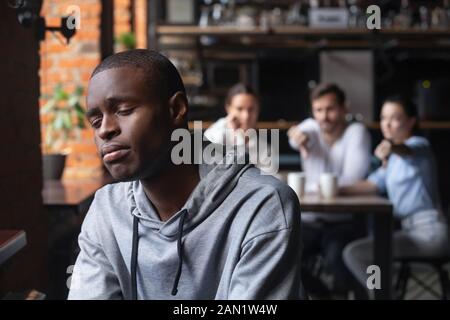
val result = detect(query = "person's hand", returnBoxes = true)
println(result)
[226,114,240,131]
[226,114,248,145]
[375,139,392,167]
[288,126,310,158]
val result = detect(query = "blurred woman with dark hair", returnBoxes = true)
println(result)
[341,95,449,298]
[205,83,260,145]
[204,83,273,173]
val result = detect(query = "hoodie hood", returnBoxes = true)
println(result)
[127,152,252,238]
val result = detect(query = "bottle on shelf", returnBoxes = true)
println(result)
[445,0,450,25]
[286,1,307,26]
[199,5,212,27]
[348,0,362,28]
[431,4,447,29]
[394,0,413,29]
[419,5,430,29]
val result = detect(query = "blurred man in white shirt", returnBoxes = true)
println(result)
[287,83,371,296]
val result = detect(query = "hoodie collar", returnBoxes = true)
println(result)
[128,157,252,239]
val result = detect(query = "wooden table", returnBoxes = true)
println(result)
[43,178,110,211]
[0,230,27,266]
[42,177,111,299]
[299,193,393,300]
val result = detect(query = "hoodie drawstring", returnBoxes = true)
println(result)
[130,209,188,299]
[171,209,187,296]
[131,215,139,300]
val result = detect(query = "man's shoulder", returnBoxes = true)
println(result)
[239,168,300,217]
[235,167,301,241]
[241,168,294,195]
[89,181,131,214]
[79,181,131,237]
[298,118,319,131]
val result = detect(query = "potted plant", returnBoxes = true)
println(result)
[41,84,86,180]
[115,31,136,51]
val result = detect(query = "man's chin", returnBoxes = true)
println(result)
[108,171,136,182]
[107,161,171,182]
[104,163,137,182]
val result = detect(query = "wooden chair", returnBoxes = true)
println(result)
[394,206,450,300]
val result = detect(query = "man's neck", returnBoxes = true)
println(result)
[322,122,347,146]
[140,163,200,222]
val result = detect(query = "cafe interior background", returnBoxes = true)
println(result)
[1,0,450,300]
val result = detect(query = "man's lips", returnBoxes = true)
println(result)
[101,144,131,163]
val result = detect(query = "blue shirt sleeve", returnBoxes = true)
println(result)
[368,166,387,195]
[404,136,431,159]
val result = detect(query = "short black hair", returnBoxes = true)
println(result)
[91,49,186,102]
[225,83,259,106]
[310,83,346,106]
[383,94,418,119]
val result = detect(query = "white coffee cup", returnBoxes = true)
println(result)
[319,173,338,199]
[287,172,306,198]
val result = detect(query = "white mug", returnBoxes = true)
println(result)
[319,173,338,199]
[287,172,306,198]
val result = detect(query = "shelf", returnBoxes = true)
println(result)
[188,121,450,130]
[156,25,450,49]
[157,25,267,36]
[157,25,450,37]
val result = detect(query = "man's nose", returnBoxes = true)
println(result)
[318,111,327,122]
[98,115,120,141]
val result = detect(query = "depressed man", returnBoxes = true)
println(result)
[68,49,303,300]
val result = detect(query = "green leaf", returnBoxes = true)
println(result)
[62,111,73,131]
[77,115,86,129]
[74,102,85,115]
[42,83,86,152]
[41,98,56,114]
[117,32,136,50]
[54,85,67,101]
[53,112,64,130]
[75,86,84,96]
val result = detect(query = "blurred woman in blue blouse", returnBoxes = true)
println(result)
[340,95,449,298]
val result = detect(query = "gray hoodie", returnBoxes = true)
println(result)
[68,160,303,300]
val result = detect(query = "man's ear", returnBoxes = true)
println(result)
[168,91,188,127]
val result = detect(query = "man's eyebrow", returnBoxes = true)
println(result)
[106,96,140,106]
[86,106,100,119]
[86,96,140,118]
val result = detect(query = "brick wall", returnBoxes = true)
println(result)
[114,0,146,49]
[0,2,47,295]
[40,0,147,179]
[135,0,147,49]
[40,0,102,179]
[115,0,132,38]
